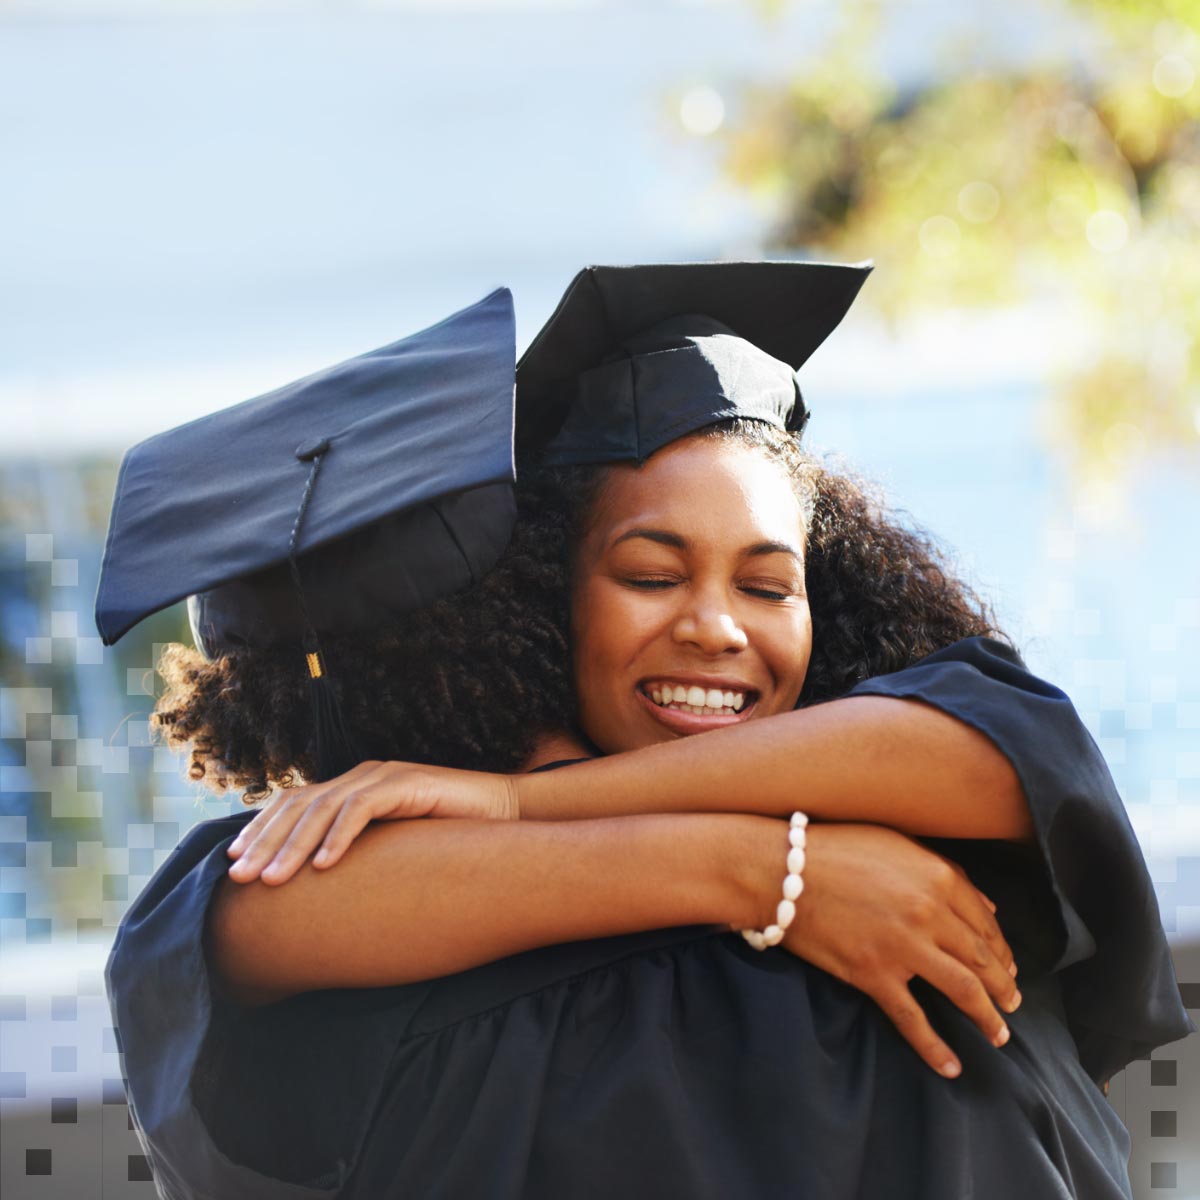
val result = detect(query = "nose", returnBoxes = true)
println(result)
[671,589,749,655]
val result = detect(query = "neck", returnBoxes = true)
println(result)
[521,729,595,771]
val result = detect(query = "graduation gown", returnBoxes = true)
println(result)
[105,636,1195,1200]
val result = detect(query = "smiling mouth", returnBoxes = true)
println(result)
[637,681,760,720]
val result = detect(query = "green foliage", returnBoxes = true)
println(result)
[720,0,1200,470]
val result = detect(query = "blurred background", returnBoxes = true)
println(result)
[1,0,1198,1196]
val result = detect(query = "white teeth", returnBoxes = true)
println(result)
[645,683,752,716]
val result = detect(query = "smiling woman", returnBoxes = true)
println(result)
[101,263,1193,1200]
[572,435,814,750]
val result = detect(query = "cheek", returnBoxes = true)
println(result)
[570,583,623,695]
[571,582,663,711]
[763,608,813,699]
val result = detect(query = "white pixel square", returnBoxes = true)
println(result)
[26,636,52,663]
[51,558,79,586]
[76,637,105,665]
[26,533,53,562]
[51,714,79,740]
[127,668,154,697]
[50,610,78,637]
[127,823,156,849]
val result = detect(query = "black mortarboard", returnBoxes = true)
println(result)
[514,261,872,465]
[95,286,517,781]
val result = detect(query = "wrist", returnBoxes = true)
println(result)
[500,773,522,820]
[514,768,552,820]
[727,814,797,930]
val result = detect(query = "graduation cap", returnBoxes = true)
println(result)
[94,286,518,782]
[515,260,873,465]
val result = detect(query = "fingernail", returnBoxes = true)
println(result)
[314,849,329,866]
[941,1059,961,1078]
[261,862,280,881]
[994,1025,1010,1047]
[1008,961,1018,978]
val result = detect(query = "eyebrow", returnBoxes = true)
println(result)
[611,528,803,561]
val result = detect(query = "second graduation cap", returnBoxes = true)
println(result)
[515,260,873,465]
[94,286,517,780]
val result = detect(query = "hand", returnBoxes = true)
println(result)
[225,759,520,885]
[775,822,1021,1079]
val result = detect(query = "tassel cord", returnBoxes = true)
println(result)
[288,451,364,782]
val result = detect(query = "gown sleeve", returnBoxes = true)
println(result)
[104,809,438,1200]
[844,634,1196,1087]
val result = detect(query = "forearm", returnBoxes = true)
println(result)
[519,696,1035,842]
[207,812,779,1006]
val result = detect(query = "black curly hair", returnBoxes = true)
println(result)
[152,419,1009,801]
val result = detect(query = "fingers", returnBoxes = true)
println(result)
[944,860,998,914]
[944,872,1017,980]
[870,978,964,1079]
[933,915,1022,1021]
[226,795,284,859]
[259,789,358,884]
[225,762,385,883]
[311,801,379,869]
[227,787,344,885]
[226,798,301,883]
[915,945,1016,1054]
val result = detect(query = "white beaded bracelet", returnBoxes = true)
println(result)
[740,811,808,950]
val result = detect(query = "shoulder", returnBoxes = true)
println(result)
[849,635,1070,702]
[111,809,258,950]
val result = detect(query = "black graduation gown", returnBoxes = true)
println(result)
[105,636,1195,1200]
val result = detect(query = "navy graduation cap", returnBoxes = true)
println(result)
[94,286,517,781]
[515,260,873,465]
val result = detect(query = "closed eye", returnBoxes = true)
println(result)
[623,577,795,601]
[623,577,679,590]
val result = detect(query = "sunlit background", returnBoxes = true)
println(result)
[2,0,1198,1196]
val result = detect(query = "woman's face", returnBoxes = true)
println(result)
[570,436,812,754]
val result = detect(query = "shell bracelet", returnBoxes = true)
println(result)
[740,811,808,950]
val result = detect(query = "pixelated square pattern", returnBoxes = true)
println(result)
[1,533,229,1197]
[1114,936,1200,1195]
[0,989,159,1197]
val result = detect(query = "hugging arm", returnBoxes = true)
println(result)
[232,636,1047,888]
[519,638,1042,843]
[511,632,1189,1086]
[208,810,1016,1078]
[519,692,1032,837]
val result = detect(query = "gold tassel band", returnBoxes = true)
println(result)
[306,650,324,679]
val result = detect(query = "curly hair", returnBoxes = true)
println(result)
[152,419,1009,801]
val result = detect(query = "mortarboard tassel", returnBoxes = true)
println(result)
[289,441,365,783]
[300,628,364,783]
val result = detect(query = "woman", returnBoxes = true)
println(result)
[105,265,1192,1199]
